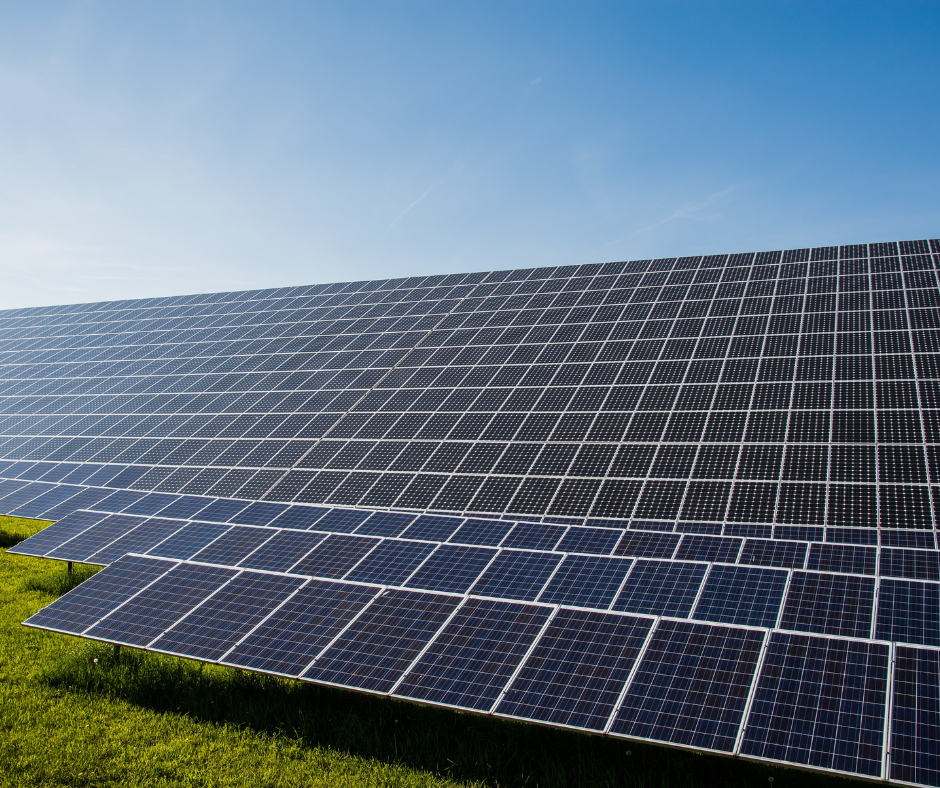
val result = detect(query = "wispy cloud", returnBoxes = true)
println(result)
[388,180,448,231]
[634,186,738,235]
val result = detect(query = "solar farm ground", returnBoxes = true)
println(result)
[0,515,865,788]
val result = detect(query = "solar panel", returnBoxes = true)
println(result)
[223,580,381,676]
[891,646,940,787]
[84,562,238,647]
[394,598,553,711]
[608,620,764,752]
[8,236,940,785]
[150,571,306,661]
[740,633,888,778]
[304,589,461,693]
[494,609,653,730]
[611,559,707,617]
[22,554,176,635]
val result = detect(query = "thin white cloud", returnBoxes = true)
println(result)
[387,180,448,231]
[634,186,738,235]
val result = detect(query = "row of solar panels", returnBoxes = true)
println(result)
[13,496,940,649]
[4,454,940,530]
[4,239,937,325]
[1,448,939,526]
[24,551,929,785]
[4,269,940,349]
[4,274,940,344]
[3,284,939,352]
[9,315,940,370]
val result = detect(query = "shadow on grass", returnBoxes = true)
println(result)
[37,640,863,788]
[0,529,22,549]
[20,562,99,596]
[0,516,52,549]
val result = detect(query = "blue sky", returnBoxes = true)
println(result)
[1,1,938,309]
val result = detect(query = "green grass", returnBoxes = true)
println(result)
[0,516,868,788]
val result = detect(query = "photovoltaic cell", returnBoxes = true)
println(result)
[23,554,176,635]
[779,572,875,639]
[238,531,326,573]
[537,554,633,609]
[741,633,888,778]
[609,620,764,753]
[891,646,940,787]
[611,560,707,617]
[85,562,237,647]
[151,570,306,661]
[7,509,108,557]
[500,522,566,551]
[469,550,562,601]
[305,589,461,693]
[290,534,379,579]
[190,525,277,566]
[87,517,187,564]
[223,580,380,676]
[147,521,231,560]
[880,549,940,582]
[403,544,497,594]
[738,538,807,569]
[691,565,788,628]
[46,514,150,563]
[613,531,680,559]
[395,598,553,711]
[342,539,436,585]
[876,580,940,647]
[495,609,653,730]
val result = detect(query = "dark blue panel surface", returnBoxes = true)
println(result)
[146,521,231,560]
[500,522,566,551]
[555,526,624,555]
[343,539,436,586]
[395,598,553,711]
[23,554,176,635]
[880,548,940,581]
[673,535,742,563]
[807,543,877,575]
[47,513,149,563]
[85,562,237,647]
[692,565,788,628]
[876,580,940,647]
[399,514,464,542]
[611,560,707,617]
[537,554,633,609]
[469,550,562,601]
[403,544,497,594]
[610,620,764,753]
[613,530,680,559]
[190,525,276,566]
[87,517,187,564]
[741,633,888,778]
[224,580,380,676]
[779,572,875,639]
[151,571,305,661]
[448,518,514,547]
[738,538,807,569]
[305,589,461,693]
[238,531,326,573]
[495,609,653,731]
[290,534,379,579]
[891,646,940,787]
[6,509,108,557]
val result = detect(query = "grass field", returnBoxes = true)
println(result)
[0,514,867,788]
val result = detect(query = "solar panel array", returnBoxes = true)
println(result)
[5,237,940,785]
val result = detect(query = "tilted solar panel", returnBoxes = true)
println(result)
[7,236,940,785]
